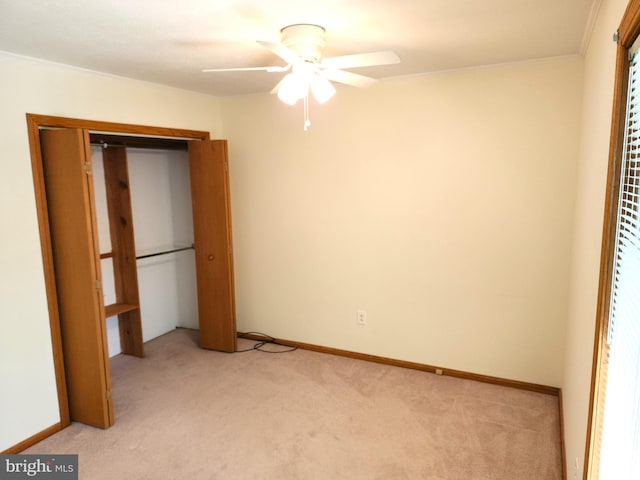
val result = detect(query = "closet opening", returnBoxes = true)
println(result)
[89,134,198,358]
[27,114,237,432]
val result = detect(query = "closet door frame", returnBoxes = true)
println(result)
[26,114,220,431]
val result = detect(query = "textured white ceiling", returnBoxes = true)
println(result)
[0,0,598,96]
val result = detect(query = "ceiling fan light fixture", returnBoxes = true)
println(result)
[277,72,308,105]
[310,75,336,104]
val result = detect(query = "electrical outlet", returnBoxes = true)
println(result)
[357,310,367,326]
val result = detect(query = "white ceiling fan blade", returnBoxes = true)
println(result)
[322,69,379,88]
[257,40,301,65]
[202,65,290,73]
[321,51,399,70]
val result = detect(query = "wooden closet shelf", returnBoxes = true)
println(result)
[104,302,139,318]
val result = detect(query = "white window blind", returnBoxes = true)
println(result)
[599,46,640,480]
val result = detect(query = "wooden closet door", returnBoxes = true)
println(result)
[41,128,114,428]
[188,140,237,352]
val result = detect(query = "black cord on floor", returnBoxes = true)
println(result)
[236,331,298,354]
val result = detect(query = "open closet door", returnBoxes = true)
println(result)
[188,140,237,352]
[41,128,114,428]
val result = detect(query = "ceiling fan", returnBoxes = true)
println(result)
[202,24,400,130]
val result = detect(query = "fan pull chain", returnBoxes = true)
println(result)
[303,93,311,131]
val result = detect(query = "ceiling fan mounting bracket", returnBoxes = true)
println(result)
[280,24,326,63]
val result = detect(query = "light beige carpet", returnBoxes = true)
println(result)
[25,328,562,479]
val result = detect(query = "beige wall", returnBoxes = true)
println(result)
[221,57,583,387]
[563,0,627,477]
[0,52,222,451]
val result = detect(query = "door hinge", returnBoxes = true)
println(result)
[95,279,102,291]
[84,162,92,174]
[106,390,112,400]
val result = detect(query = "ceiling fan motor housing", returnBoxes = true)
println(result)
[281,24,326,63]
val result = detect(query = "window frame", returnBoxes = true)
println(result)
[585,0,640,478]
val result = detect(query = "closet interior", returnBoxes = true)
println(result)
[91,137,198,358]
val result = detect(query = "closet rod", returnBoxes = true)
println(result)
[136,245,194,260]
